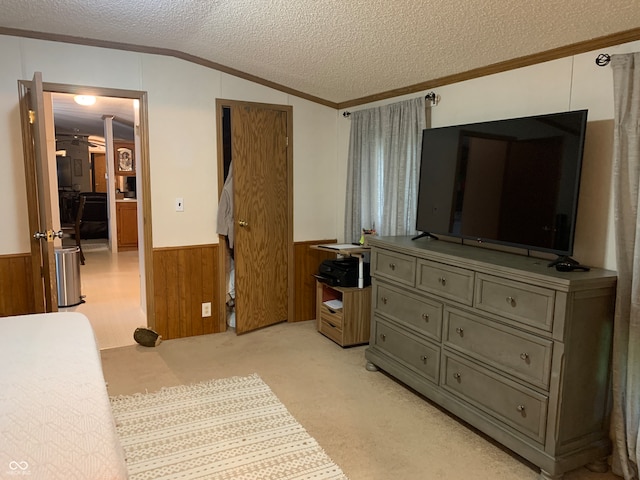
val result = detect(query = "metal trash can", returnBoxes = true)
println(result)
[55,247,83,307]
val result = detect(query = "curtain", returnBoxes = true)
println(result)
[611,52,640,480]
[344,97,426,242]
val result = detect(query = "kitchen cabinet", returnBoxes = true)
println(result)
[116,201,138,250]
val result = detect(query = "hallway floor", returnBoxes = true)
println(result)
[60,242,144,350]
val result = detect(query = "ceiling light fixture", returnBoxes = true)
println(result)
[74,95,96,106]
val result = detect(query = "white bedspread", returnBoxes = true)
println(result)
[0,312,128,479]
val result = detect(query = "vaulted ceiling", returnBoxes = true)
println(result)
[1,1,639,109]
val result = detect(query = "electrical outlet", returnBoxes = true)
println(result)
[175,197,184,212]
[202,302,211,317]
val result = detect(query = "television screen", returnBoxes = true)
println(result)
[415,110,588,257]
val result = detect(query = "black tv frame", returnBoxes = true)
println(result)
[414,110,588,266]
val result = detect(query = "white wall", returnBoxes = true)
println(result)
[3,33,639,270]
[141,54,221,247]
[289,96,339,241]
[337,40,640,271]
[0,35,339,254]
[0,36,30,254]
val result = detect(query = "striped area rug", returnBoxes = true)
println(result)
[110,374,348,480]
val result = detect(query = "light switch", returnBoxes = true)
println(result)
[175,197,184,212]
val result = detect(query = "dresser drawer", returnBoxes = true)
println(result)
[374,318,440,384]
[374,283,442,341]
[442,353,548,443]
[474,274,555,332]
[319,318,343,344]
[372,249,416,287]
[319,304,343,329]
[444,308,553,389]
[417,259,474,306]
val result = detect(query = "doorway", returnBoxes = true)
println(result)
[216,100,294,334]
[18,77,155,347]
[52,93,142,348]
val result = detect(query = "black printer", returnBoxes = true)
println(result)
[316,257,371,288]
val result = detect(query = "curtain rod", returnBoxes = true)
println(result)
[596,53,611,66]
[342,91,438,117]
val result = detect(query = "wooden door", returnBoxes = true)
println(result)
[93,153,107,192]
[116,201,138,249]
[230,103,291,334]
[18,72,58,311]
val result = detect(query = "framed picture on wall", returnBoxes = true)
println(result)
[115,143,135,175]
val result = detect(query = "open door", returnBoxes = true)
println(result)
[19,79,154,326]
[18,72,59,312]
[220,101,293,334]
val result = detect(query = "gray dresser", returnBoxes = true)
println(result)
[365,236,616,480]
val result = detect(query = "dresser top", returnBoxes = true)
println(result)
[367,236,617,291]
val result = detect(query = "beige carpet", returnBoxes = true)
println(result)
[111,373,347,480]
[102,320,620,480]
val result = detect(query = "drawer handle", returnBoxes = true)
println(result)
[420,354,429,364]
[520,352,529,362]
[439,277,447,286]
[379,333,386,342]
[381,297,388,305]
[517,405,526,414]
[455,327,464,337]
[506,296,516,307]
[422,313,429,322]
[453,372,461,381]
[389,263,396,270]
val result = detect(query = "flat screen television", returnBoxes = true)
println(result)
[415,110,588,259]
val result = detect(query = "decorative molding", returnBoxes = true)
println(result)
[4,26,639,110]
[337,28,640,109]
[0,27,338,109]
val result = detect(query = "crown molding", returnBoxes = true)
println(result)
[3,26,639,111]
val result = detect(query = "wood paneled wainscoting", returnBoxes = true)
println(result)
[0,253,36,317]
[152,244,222,340]
[3,240,337,334]
[152,240,337,339]
[293,239,337,322]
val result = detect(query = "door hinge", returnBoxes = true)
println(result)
[285,136,289,147]
[28,110,35,124]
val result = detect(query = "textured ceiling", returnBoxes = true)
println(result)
[1,0,639,106]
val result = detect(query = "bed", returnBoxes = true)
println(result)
[0,312,128,479]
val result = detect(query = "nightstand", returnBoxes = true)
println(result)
[316,280,371,347]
